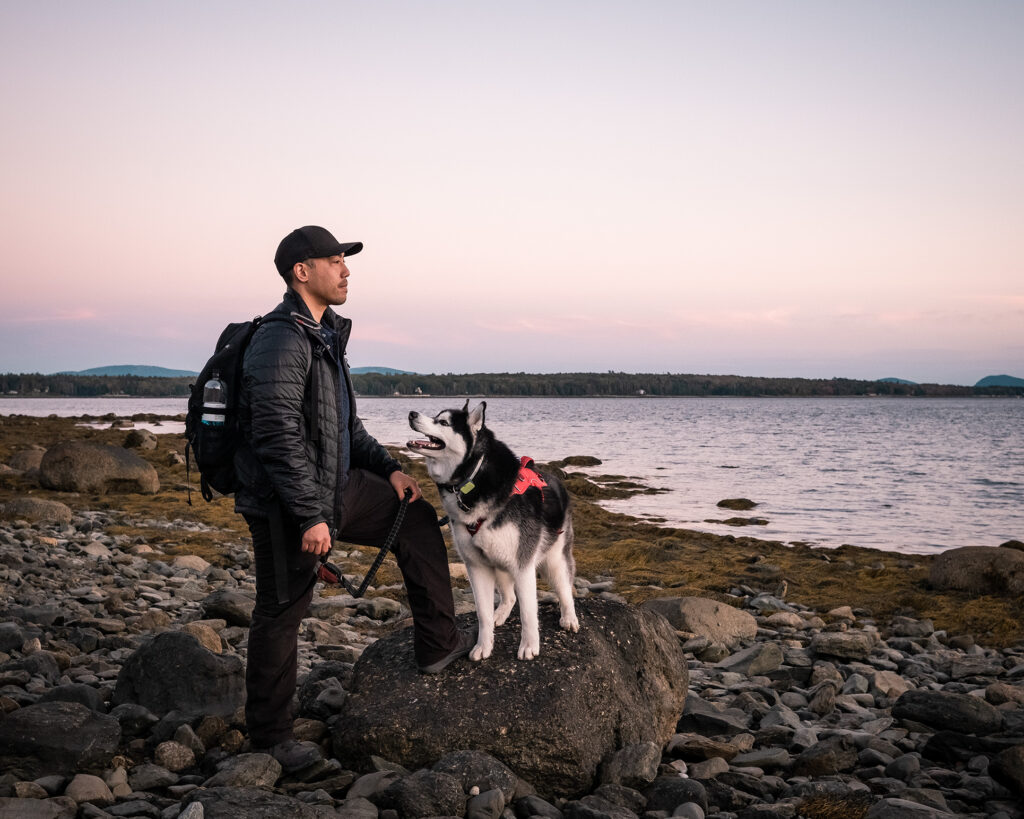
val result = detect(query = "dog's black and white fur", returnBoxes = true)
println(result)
[408,401,579,660]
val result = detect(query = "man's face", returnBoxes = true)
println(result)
[303,254,350,306]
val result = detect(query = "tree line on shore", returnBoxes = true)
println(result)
[3,371,1023,398]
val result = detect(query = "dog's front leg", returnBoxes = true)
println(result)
[465,562,496,661]
[493,568,516,626]
[515,568,540,660]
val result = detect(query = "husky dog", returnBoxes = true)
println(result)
[408,401,579,660]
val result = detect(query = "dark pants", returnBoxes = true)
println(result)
[244,468,458,747]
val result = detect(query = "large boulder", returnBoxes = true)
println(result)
[111,631,245,718]
[39,441,159,494]
[641,596,756,648]
[893,689,1004,736]
[0,701,121,778]
[929,545,1024,596]
[332,598,688,798]
[8,446,45,472]
[0,498,73,525]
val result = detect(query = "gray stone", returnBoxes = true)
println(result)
[0,797,77,819]
[686,757,729,779]
[643,777,708,813]
[63,773,113,806]
[112,631,244,718]
[467,788,505,819]
[676,693,751,737]
[8,447,45,472]
[334,599,688,799]
[128,763,178,791]
[514,794,563,819]
[204,753,282,788]
[0,498,73,525]
[200,590,256,627]
[0,622,25,653]
[376,769,466,818]
[991,743,1024,795]
[598,742,660,789]
[124,429,158,450]
[810,631,876,660]
[184,787,339,818]
[930,545,1024,596]
[714,642,783,676]
[336,796,380,819]
[865,797,957,818]
[641,597,756,649]
[39,441,159,494]
[432,750,520,802]
[0,701,121,778]
[37,683,106,713]
[730,747,791,769]
[893,689,1003,736]
[792,736,859,777]
[563,795,638,819]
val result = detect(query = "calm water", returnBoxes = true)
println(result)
[4,395,1021,555]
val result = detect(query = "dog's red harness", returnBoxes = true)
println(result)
[465,456,548,537]
[514,456,547,499]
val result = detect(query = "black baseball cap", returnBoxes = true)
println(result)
[274,226,363,276]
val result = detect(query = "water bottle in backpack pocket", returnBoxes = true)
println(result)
[186,317,287,501]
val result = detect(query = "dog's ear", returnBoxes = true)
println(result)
[468,401,486,434]
[462,399,470,413]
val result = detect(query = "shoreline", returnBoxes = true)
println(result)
[0,413,1021,647]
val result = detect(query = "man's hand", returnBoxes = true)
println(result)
[389,470,422,502]
[301,521,333,555]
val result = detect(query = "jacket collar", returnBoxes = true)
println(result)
[278,288,352,350]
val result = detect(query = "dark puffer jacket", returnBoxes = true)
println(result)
[234,289,399,531]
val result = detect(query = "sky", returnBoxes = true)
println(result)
[1,1,1021,385]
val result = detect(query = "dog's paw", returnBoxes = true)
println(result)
[560,613,580,633]
[470,641,492,661]
[517,639,540,660]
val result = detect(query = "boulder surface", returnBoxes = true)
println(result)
[929,545,1024,596]
[39,441,159,494]
[332,598,689,798]
[0,701,121,778]
[111,631,245,718]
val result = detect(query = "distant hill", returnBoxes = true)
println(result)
[975,374,1024,388]
[350,366,416,375]
[877,377,917,385]
[57,365,199,378]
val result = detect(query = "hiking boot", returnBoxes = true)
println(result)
[254,739,322,773]
[418,628,475,674]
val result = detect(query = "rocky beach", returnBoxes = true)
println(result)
[0,414,1022,819]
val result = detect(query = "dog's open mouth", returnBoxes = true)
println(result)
[407,436,446,451]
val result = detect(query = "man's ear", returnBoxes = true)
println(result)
[468,401,486,434]
[292,261,309,283]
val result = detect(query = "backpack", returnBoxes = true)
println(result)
[185,315,293,502]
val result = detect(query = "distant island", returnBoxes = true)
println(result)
[975,374,1024,388]
[57,365,200,378]
[350,366,416,375]
[2,370,1022,399]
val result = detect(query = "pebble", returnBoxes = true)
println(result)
[0,511,1021,818]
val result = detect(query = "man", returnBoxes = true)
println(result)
[234,225,473,772]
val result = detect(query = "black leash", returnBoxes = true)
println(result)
[317,488,412,598]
